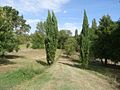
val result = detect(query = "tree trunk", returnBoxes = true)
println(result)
[114,61,117,66]
[101,59,104,64]
[105,58,107,65]
[47,60,51,65]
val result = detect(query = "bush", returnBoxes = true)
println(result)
[65,37,77,56]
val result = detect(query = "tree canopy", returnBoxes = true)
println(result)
[0,6,31,57]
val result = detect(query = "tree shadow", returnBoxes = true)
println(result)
[88,61,120,84]
[59,54,81,68]
[60,54,120,85]
[0,54,25,65]
[0,58,15,65]
[4,55,25,59]
[59,62,81,68]
[61,54,80,65]
[36,60,48,66]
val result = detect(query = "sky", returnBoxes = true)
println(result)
[0,0,120,35]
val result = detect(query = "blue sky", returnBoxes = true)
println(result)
[0,0,120,35]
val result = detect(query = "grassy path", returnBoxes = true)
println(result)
[11,54,118,90]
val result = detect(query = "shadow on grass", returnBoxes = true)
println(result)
[4,55,25,59]
[60,54,120,85]
[0,58,15,65]
[36,60,48,66]
[61,55,80,64]
[88,61,120,84]
[0,54,25,65]
[59,62,81,68]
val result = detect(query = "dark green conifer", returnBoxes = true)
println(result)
[80,10,90,68]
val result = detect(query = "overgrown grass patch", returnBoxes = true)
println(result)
[0,66,46,90]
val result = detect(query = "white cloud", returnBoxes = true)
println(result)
[0,0,70,13]
[26,19,40,24]
[59,22,82,35]
[63,10,67,13]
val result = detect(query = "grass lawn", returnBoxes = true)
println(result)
[0,48,62,90]
[0,49,119,90]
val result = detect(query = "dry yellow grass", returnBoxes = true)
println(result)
[11,54,118,90]
[0,49,46,73]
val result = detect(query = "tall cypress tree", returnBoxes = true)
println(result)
[44,10,58,65]
[74,29,79,52]
[75,29,78,40]
[45,10,52,65]
[80,10,90,68]
[51,11,58,60]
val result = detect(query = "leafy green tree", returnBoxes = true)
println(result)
[0,7,17,57]
[94,15,113,65]
[110,20,120,64]
[3,6,30,35]
[44,10,58,65]
[31,21,45,49]
[80,10,90,68]
[0,6,30,57]
[36,21,46,35]
[31,31,44,49]
[65,37,77,57]
[17,34,30,45]
[58,30,72,49]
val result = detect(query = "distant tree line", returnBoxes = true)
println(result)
[33,9,120,67]
[79,10,120,68]
[1,6,120,67]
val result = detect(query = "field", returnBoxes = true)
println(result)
[0,47,119,90]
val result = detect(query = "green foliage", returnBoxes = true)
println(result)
[80,10,90,68]
[110,20,120,63]
[36,21,46,35]
[44,10,58,65]
[92,15,113,65]
[0,67,44,89]
[0,7,18,56]
[31,21,45,49]
[74,29,79,52]
[31,31,45,49]
[58,30,72,49]
[0,6,30,57]
[90,15,120,65]
[17,34,30,45]
[89,18,98,59]
[65,37,77,56]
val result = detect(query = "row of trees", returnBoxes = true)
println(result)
[0,6,30,57]
[30,11,59,65]
[79,10,120,68]
[1,6,119,67]
[0,6,59,65]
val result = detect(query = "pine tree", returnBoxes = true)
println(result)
[44,10,58,65]
[80,10,90,68]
